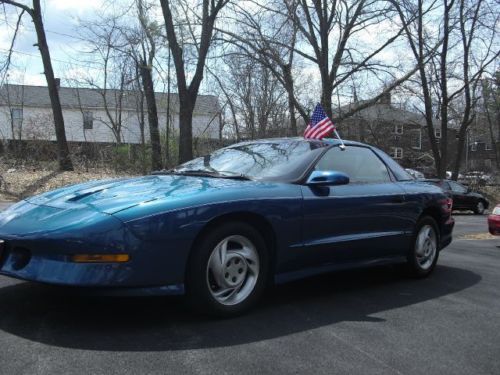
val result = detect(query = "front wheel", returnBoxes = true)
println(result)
[186,222,269,317]
[407,217,439,277]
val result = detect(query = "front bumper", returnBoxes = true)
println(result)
[0,201,191,292]
[0,246,186,295]
[439,216,455,250]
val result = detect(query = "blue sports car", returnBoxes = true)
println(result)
[0,138,454,316]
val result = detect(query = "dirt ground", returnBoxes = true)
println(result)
[0,163,136,201]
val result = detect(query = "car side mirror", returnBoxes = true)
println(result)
[307,170,350,186]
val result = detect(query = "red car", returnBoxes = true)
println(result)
[488,205,500,235]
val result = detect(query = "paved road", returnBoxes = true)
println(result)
[0,213,498,375]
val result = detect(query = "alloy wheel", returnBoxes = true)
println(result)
[206,235,260,306]
[415,224,437,271]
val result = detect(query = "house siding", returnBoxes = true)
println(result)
[0,105,220,144]
[0,84,221,144]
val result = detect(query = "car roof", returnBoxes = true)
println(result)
[231,137,369,148]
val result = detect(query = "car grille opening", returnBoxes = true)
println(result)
[11,247,31,270]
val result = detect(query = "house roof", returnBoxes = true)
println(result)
[0,84,219,114]
[334,100,438,127]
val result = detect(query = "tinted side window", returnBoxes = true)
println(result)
[315,146,391,183]
[440,181,451,190]
[449,181,467,193]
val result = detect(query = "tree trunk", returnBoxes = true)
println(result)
[321,77,333,118]
[140,64,162,171]
[178,92,194,163]
[32,0,73,171]
[282,64,298,135]
[438,0,452,179]
[452,126,467,179]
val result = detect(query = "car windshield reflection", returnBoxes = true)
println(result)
[173,140,321,180]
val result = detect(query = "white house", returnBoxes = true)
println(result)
[0,84,221,144]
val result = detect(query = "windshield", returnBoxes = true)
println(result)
[174,140,325,181]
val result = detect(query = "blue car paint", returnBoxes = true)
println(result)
[0,139,454,294]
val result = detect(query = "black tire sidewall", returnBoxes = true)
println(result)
[408,216,440,277]
[186,222,269,317]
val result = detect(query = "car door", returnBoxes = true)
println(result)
[300,145,411,268]
[448,181,468,209]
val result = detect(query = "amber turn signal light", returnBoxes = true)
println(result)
[71,254,130,263]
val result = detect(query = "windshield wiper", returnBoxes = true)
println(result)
[155,169,251,180]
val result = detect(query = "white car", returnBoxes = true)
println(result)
[405,168,425,179]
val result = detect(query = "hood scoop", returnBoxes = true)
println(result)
[67,189,106,202]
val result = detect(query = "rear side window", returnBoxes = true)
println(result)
[449,181,467,193]
[440,181,451,190]
[315,146,391,183]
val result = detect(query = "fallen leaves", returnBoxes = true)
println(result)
[0,162,138,201]
[459,232,498,240]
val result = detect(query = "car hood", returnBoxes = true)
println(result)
[25,174,256,215]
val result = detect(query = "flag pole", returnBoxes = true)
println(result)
[333,128,346,150]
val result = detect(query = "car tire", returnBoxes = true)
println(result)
[474,201,485,215]
[407,216,440,278]
[186,222,269,317]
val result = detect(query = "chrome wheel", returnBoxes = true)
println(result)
[415,224,437,270]
[476,201,485,214]
[206,235,260,306]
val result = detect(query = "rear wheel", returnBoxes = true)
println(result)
[474,201,485,215]
[186,222,269,317]
[407,217,439,277]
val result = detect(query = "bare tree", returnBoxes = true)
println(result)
[78,16,132,144]
[223,54,288,138]
[480,74,499,168]
[135,0,162,170]
[219,1,306,135]
[159,0,229,163]
[0,0,73,170]
[283,0,405,119]
[393,0,498,178]
[450,0,499,179]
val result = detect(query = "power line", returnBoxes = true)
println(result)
[0,47,102,69]
[24,26,89,42]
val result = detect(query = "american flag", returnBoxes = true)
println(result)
[304,103,336,139]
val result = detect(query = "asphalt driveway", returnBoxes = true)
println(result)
[0,211,498,375]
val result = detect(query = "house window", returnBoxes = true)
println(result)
[11,108,23,121]
[391,147,403,159]
[434,128,441,139]
[394,124,403,135]
[485,159,492,169]
[83,111,93,129]
[411,129,422,149]
[471,142,477,151]
[485,142,492,150]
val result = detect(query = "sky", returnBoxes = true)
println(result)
[1,0,403,86]
[0,0,109,85]
[1,0,496,110]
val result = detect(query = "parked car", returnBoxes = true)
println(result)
[445,171,464,180]
[0,138,455,316]
[405,168,425,180]
[423,179,489,214]
[488,205,500,235]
